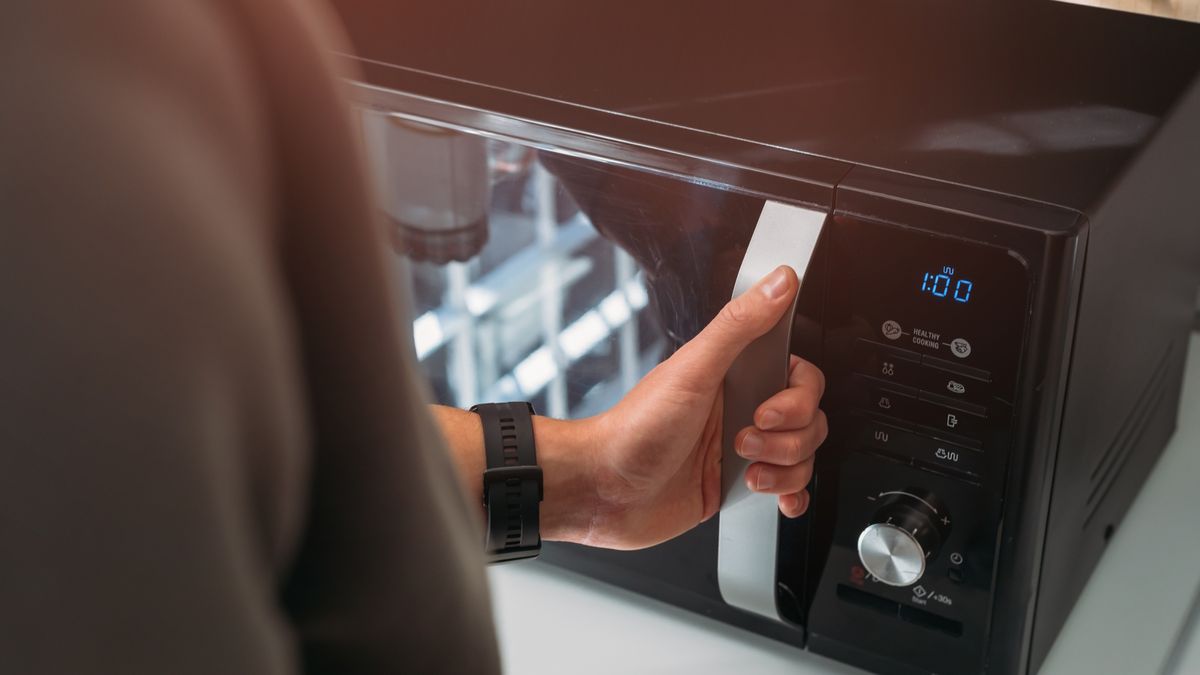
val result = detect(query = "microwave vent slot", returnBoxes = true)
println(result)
[1083,341,1175,527]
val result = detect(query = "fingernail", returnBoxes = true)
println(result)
[758,409,783,430]
[758,266,790,301]
[739,432,764,458]
[783,491,810,518]
[781,494,799,516]
[756,469,775,491]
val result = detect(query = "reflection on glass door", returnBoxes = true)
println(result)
[361,110,663,419]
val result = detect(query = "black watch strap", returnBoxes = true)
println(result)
[471,401,542,562]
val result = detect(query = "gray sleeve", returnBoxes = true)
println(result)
[0,2,306,672]
[233,0,503,669]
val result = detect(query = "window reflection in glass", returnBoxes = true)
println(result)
[362,111,662,419]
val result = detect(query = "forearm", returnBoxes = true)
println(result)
[429,405,600,544]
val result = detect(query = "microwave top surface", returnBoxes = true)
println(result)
[331,0,1200,213]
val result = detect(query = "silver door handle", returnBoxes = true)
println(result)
[717,200,827,623]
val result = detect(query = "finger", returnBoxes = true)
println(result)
[744,457,815,495]
[755,359,825,430]
[670,265,798,379]
[779,490,811,518]
[789,354,825,393]
[736,410,828,465]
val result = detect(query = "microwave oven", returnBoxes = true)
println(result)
[331,2,1200,673]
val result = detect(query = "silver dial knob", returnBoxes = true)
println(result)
[856,489,949,587]
[857,523,927,587]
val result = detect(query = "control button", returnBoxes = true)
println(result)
[910,437,983,478]
[853,340,921,385]
[858,524,926,587]
[857,418,982,478]
[858,418,917,457]
[873,390,915,417]
[948,337,972,359]
[917,368,991,405]
[856,377,920,419]
[918,390,988,418]
[915,399,986,440]
[881,320,904,341]
[922,353,992,383]
[857,489,950,587]
[948,567,965,584]
[870,339,922,363]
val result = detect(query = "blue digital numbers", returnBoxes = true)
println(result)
[921,266,972,303]
[954,279,973,303]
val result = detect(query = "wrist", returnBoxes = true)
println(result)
[431,403,604,546]
[532,415,602,544]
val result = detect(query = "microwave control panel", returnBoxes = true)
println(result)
[806,215,1032,675]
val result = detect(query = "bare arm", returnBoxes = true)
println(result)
[430,266,828,550]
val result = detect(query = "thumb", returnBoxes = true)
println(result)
[672,265,799,380]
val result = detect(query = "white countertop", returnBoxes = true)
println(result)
[488,332,1200,674]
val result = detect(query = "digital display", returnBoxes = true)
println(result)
[920,266,973,303]
[830,216,1032,399]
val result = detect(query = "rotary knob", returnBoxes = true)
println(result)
[856,489,949,587]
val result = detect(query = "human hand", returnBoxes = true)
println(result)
[564,265,828,550]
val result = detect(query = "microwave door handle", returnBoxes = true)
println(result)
[717,201,826,623]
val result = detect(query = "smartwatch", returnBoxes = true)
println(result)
[470,401,543,562]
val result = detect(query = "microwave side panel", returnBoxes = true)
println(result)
[1028,76,1200,675]
[986,224,1088,675]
